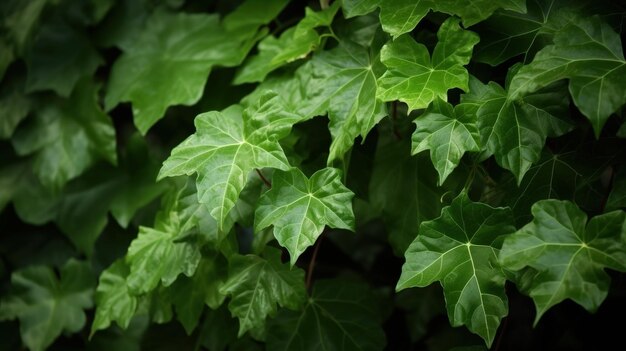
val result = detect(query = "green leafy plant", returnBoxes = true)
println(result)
[1,0,625,350]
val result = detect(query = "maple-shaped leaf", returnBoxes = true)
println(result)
[473,0,574,66]
[0,259,94,351]
[267,279,386,351]
[509,16,626,137]
[397,193,516,347]
[255,167,355,266]
[171,254,228,334]
[159,93,301,229]
[412,98,480,185]
[105,8,268,134]
[500,200,626,323]
[377,17,479,112]
[219,247,306,336]
[125,182,215,294]
[342,0,525,37]
[91,260,138,335]
[460,76,571,183]
[11,78,116,191]
[298,41,386,162]
[234,1,341,84]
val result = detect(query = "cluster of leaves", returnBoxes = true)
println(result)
[1,0,626,350]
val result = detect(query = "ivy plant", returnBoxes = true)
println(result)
[1,0,625,350]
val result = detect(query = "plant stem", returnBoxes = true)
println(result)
[256,168,271,187]
[306,234,323,291]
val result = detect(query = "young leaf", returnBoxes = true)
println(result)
[234,1,341,84]
[460,77,571,183]
[92,260,138,335]
[412,98,480,185]
[0,259,94,351]
[298,41,386,162]
[266,280,386,351]
[105,10,263,134]
[509,16,626,137]
[159,94,301,229]
[11,78,117,190]
[500,200,626,323]
[219,247,306,336]
[397,193,516,347]
[255,167,355,266]
[377,18,479,112]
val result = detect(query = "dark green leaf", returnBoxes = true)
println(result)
[219,247,306,336]
[397,193,516,347]
[267,279,386,351]
[0,259,94,351]
[500,200,626,323]
[92,260,138,334]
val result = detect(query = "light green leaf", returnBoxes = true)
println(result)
[299,41,386,162]
[377,18,479,112]
[369,138,443,255]
[267,279,386,351]
[171,255,227,334]
[92,260,138,335]
[397,193,516,347]
[500,200,626,323]
[105,10,263,134]
[412,98,480,185]
[509,16,626,137]
[159,94,301,229]
[12,78,117,191]
[0,259,94,351]
[461,76,571,183]
[219,247,306,337]
[25,18,102,97]
[125,183,211,294]
[255,167,355,266]
[234,2,340,84]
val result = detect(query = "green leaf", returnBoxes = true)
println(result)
[267,279,386,351]
[298,41,386,162]
[412,98,480,185]
[255,167,355,266]
[509,16,626,137]
[473,0,572,66]
[234,2,340,84]
[12,78,117,191]
[171,255,227,334]
[92,260,138,335]
[221,0,290,32]
[461,76,571,183]
[369,138,444,255]
[0,259,94,351]
[159,94,301,229]
[0,162,28,212]
[377,18,479,112]
[1,0,48,53]
[125,183,212,294]
[500,200,626,323]
[607,169,626,211]
[105,10,263,134]
[342,0,524,38]
[219,247,306,337]
[25,18,102,97]
[0,74,30,139]
[397,193,516,347]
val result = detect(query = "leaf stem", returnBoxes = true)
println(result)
[256,169,271,187]
[306,234,323,292]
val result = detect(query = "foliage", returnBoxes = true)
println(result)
[1,0,625,350]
